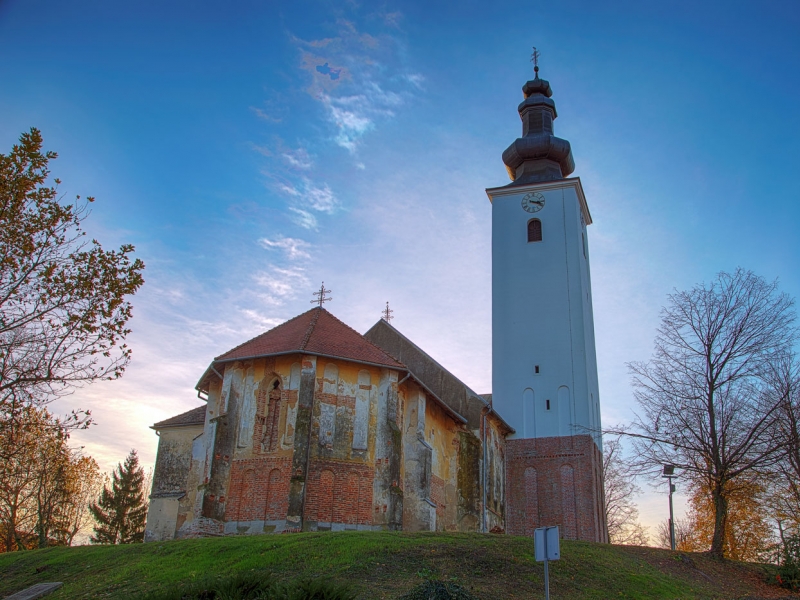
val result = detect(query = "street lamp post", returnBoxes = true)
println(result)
[662,464,676,551]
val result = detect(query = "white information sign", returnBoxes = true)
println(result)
[534,526,560,600]
[534,526,560,561]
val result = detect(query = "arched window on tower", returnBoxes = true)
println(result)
[527,219,542,243]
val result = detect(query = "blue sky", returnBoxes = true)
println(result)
[1,0,799,534]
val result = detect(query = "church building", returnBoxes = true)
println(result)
[144,65,608,543]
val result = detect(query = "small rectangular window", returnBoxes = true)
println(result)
[546,399,551,411]
[534,365,540,374]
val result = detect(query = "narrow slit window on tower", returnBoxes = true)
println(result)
[534,365,540,374]
[546,399,551,411]
[528,219,542,243]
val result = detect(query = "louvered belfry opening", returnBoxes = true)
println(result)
[527,218,542,242]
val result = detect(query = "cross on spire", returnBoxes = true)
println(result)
[382,301,394,322]
[531,46,540,78]
[311,282,332,307]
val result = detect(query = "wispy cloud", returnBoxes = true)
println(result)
[258,235,311,260]
[250,107,282,123]
[320,83,403,152]
[403,73,425,90]
[291,20,421,154]
[253,266,310,305]
[278,177,340,228]
[239,309,286,330]
[288,207,318,230]
[281,146,313,169]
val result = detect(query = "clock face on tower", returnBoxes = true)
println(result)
[521,192,545,213]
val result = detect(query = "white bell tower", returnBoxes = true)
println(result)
[487,62,606,542]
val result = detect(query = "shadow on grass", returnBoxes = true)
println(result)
[137,571,355,600]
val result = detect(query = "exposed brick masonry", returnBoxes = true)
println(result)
[506,434,606,542]
[304,460,374,526]
[227,457,292,522]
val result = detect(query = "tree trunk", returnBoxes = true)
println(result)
[710,483,728,557]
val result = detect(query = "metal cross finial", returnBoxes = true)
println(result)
[311,282,332,307]
[382,301,394,322]
[531,46,540,77]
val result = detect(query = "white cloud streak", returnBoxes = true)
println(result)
[281,147,313,169]
[258,236,311,260]
[253,266,310,305]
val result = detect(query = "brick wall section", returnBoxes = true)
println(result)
[226,457,292,522]
[506,434,607,542]
[304,460,374,525]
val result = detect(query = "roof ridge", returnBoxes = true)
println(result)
[152,404,207,429]
[214,308,317,361]
[299,307,322,351]
[366,318,485,402]
[320,309,406,367]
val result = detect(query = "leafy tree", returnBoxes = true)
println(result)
[602,436,650,545]
[59,455,103,546]
[0,406,100,551]
[626,269,796,557]
[90,450,147,544]
[0,128,145,445]
[685,476,776,561]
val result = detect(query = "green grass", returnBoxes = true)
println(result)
[0,532,786,599]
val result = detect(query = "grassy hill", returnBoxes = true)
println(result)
[0,532,794,599]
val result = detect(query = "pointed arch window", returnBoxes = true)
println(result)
[527,219,542,243]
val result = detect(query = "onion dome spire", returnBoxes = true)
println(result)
[501,51,575,184]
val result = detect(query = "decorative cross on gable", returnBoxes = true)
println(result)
[382,301,394,322]
[311,282,332,307]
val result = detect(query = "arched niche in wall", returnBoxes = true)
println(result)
[524,466,538,536]
[560,464,578,540]
[323,363,339,395]
[264,468,285,522]
[523,388,535,438]
[353,370,371,450]
[319,364,339,448]
[289,362,301,391]
[254,375,283,453]
[558,386,571,437]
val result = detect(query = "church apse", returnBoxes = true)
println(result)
[148,307,514,540]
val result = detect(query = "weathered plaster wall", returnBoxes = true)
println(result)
[303,360,391,531]
[222,355,298,534]
[424,399,460,531]
[484,416,507,532]
[144,423,204,542]
[375,368,403,530]
[401,385,435,532]
[168,345,504,539]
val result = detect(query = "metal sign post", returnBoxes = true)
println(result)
[534,526,560,600]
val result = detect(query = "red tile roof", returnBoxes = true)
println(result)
[152,405,206,429]
[214,308,405,369]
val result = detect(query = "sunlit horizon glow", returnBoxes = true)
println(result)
[1,0,798,541]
